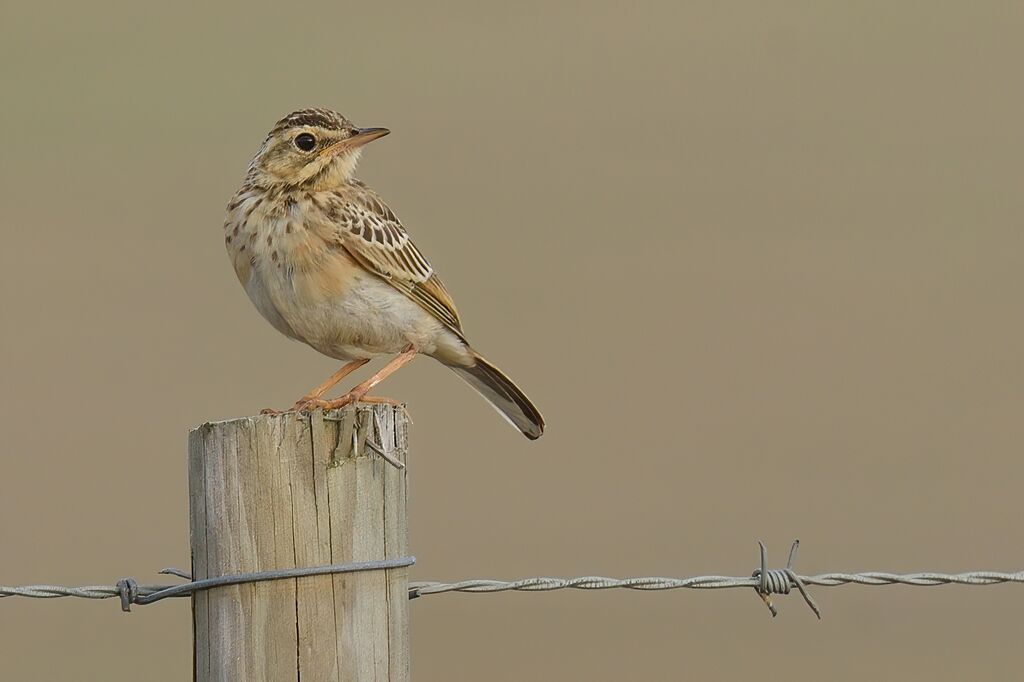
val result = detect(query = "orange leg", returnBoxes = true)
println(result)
[260,358,370,414]
[292,359,371,408]
[310,348,417,411]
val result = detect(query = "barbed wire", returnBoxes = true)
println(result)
[409,541,1024,618]
[409,570,1024,592]
[3,541,1022,618]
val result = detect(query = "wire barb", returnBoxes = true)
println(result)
[115,578,139,612]
[751,540,821,619]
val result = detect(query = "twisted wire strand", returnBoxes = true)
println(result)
[407,570,1024,596]
[0,584,169,600]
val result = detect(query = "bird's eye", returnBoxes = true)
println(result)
[294,133,317,151]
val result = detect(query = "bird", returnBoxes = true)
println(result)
[223,108,544,439]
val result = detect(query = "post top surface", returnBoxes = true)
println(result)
[189,404,408,433]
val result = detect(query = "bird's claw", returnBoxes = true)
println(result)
[292,397,335,412]
[262,394,400,416]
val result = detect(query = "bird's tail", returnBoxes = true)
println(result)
[448,350,545,440]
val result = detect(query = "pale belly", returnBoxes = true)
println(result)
[244,257,459,362]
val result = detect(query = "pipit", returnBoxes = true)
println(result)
[224,108,544,439]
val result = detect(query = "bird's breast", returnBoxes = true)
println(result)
[225,194,445,360]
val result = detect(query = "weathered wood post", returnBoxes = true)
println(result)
[188,405,410,681]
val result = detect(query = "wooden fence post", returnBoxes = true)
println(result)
[187,405,410,681]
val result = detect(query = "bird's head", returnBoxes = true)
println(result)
[247,108,389,189]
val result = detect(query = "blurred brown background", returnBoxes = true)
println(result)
[2,1,1022,679]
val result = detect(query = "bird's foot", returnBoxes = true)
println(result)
[353,395,403,407]
[288,394,329,413]
[299,393,402,412]
[259,395,400,415]
[259,397,334,414]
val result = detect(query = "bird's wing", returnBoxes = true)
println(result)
[327,184,464,337]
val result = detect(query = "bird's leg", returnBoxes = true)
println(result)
[260,359,370,414]
[291,359,371,410]
[316,347,417,411]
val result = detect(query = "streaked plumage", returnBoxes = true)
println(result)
[224,108,544,439]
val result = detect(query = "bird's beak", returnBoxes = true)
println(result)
[321,127,390,157]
